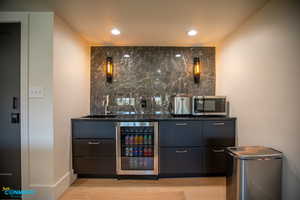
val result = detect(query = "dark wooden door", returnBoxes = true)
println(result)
[0,23,21,199]
[73,139,116,157]
[72,120,115,139]
[203,147,227,175]
[159,121,203,147]
[159,147,204,176]
[202,120,235,147]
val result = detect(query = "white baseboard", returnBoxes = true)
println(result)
[29,171,75,200]
[70,169,77,184]
[53,171,71,199]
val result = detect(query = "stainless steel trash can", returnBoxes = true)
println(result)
[226,146,282,200]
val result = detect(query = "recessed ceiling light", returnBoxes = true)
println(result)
[123,54,130,58]
[111,28,120,35]
[175,54,181,57]
[187,30,198,36]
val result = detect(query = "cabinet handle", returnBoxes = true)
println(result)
[0,173,13,176]
[176,150,188,153]
[175,123,187,126]
[212,149,225,153]
[213,122,225,126]
[88,142,100,145]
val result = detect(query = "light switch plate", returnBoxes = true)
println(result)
[29,86,44,98]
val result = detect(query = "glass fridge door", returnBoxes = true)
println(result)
[116,122,158,175]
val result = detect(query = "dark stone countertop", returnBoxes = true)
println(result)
[72,114,236,122]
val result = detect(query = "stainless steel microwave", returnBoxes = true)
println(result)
[192,96,227,116]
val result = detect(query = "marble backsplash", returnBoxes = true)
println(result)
[91,46,215,114]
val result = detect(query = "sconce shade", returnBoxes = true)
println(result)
[106,57,113,83]
[193,57,201,83]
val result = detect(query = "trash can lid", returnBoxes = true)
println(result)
[227,146,282,159]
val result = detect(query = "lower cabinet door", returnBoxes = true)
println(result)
[73,139,115,157]
[73,157,116,176]
[159,147,203,176]
[203,147,227,175]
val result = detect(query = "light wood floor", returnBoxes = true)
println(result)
[59,177,226,200]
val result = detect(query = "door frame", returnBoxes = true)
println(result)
[0,12,29,192]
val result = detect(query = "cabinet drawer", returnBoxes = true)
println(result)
[159,121,202,147]
[203,120,235,147]
[72,120,115,139]
[73,157,116,175]
[73,139,115,157]
[159,147,203,175]
[203,147,227,175]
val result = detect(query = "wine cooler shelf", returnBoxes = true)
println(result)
[122,146,154,157]
[121,157,154,170]
[121,127,154,134]
[123,135,153,145]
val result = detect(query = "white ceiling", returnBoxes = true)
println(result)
[1,0,268,46]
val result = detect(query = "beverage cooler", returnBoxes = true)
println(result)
[116,122,158,175]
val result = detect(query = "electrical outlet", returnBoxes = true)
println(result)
[29,86,44,98]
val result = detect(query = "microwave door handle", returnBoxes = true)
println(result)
[179,99,183,114]
[200,98,205,113]
[203,98,207,112]
[194,98,204,114]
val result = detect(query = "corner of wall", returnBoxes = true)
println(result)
[29,171,73,200]
[52,14,90,199]
[214,1,300,199]
[27,11,57,200]
[215,0,269,95]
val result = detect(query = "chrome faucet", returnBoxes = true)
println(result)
[104,95,111,115]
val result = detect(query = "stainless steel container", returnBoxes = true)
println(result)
[170,94,191,115]
[226,146,282,200]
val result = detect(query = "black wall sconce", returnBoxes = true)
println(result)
[193,57,201,83]
[106,57,113,83]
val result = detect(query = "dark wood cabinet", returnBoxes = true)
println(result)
[72,120,116,177]
[159,121,203,147]
[73,157,116,175]
[159,120,204,176]
[159,147,203,176]
[159,119,235,177]
[72,138,116,176]
[72,120,115,139]
[202,120,236,175]
[71,118,235,177]
[202,147,227,175]
[73,139,115,157]
[202,120,235,147]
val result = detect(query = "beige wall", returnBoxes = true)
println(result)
[216,0,300,199]
[22,12,90,200]
[28,12,54,186]
[27,12,58,200]
[53,16,90,198]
